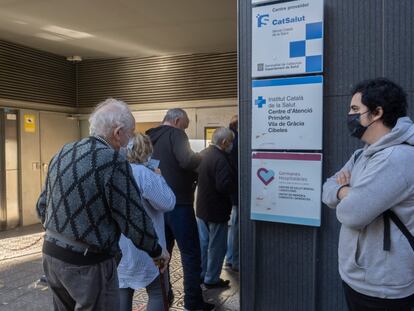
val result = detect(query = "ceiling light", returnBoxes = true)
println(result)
[42,25,93,39]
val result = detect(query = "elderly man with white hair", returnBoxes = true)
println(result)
[36,98,169,311]
[196,127,236,290]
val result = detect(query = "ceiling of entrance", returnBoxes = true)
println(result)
[0,0,237,59]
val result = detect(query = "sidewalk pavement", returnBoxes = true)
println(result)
[0,224,239,311]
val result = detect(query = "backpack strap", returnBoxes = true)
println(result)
[353,144,414,253]
[382,142,414,253]
[383,210,414,253]
[383,212,391,251]
[353,149,363,164]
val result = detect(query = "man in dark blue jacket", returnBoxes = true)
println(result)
[147,109,215,311]
[196,127,236,289]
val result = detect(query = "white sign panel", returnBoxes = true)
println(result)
[251,152,322,226]
[252,75,323,150]
[252,0,324,77]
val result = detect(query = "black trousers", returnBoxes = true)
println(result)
[343,281,414,311]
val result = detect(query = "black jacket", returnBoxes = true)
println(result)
[229,128,238,205]
[146,125,201,205]
[196,145,235,223]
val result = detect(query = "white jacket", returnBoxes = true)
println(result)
[118,164,175,289]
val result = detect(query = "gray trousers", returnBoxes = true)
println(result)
[43,254,119,311]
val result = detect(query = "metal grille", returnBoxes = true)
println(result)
[78,52,237,107]
[0,40,75,107]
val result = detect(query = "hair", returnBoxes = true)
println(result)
[352,78,407,128]
[127,133,153,164]
[229,114,238,131]
[162,108,187,123]
[89,98,135,137]
[211,127,235,145]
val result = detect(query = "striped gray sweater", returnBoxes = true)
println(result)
[36,136,161,257]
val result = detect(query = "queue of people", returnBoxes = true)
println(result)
[36,100,238,311]
[35,77,414,311]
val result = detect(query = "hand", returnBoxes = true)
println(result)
[153,248,170,273]
[337,185,350,200]
[336,170,351,186]
[153,168,162,175]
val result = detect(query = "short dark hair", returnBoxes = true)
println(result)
[352,78,407,128]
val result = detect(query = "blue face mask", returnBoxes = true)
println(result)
[120,139,134,158]
[126,139,134,151]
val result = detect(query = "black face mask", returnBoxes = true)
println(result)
[347,111,370,139]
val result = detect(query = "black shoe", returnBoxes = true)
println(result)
[184,302,216,311]
[204,278,230,289]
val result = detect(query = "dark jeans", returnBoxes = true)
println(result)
[43,254,119,311]
[165,204,203,309]
[343,281,414,311]
[119,274,167,311]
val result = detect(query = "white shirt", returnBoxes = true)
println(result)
[118,163,175,289]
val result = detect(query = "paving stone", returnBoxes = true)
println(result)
[0,225,240,310]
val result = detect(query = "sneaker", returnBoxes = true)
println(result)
[184,302,216,311]
[204,278,230,289]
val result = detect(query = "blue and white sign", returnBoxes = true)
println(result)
[251,152,322,227]
[252,75,323,150]
[252,0,324,77]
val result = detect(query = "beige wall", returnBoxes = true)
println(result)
[19,110,41,226]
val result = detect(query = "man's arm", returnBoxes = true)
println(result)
[171,130,201,170]
[322,149,361,208]
[336,155,409,230]
[107,160,162,258]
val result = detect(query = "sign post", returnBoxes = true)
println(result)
[252,75,323,150]
[251,152,322,227]
[250,0,324,226]
[252,0,324,77]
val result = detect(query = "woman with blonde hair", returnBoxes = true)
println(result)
[118,132,176,311]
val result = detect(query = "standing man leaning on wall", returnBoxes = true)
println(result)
[36,98,169,311]
[322,78,414,311]
[146,109,215,311]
